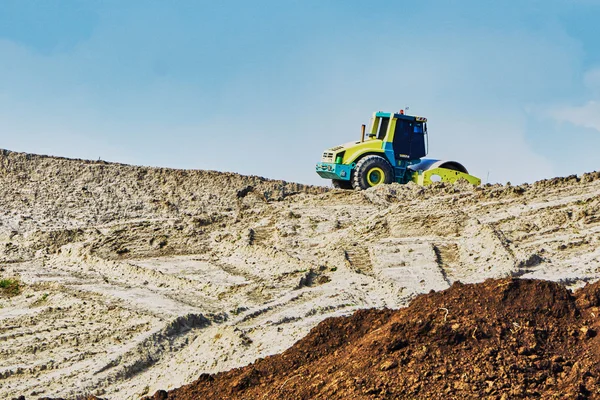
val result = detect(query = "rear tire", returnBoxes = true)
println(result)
[332,179,353,190]
[352,155,394,190]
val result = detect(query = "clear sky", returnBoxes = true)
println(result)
[1,0,599,185]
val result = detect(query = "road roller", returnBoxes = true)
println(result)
[315,110,481,190]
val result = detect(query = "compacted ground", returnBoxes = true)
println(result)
[1,149,600,399]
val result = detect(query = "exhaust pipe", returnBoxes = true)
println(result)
[361,124,366,142]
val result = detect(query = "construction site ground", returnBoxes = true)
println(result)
[1,149,600,399]
[143,278,600,399]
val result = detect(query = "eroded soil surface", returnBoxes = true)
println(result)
[1,149,600,399]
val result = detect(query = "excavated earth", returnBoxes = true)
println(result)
[143,278,600,399]
[1,149,600,399]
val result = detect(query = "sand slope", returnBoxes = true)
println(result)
[1,149,599,399]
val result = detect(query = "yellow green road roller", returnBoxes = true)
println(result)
[316,110,481,190]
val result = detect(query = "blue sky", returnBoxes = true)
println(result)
[1,0,600,185]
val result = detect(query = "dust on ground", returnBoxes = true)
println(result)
[1,149,600,399]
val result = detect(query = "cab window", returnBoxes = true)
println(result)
[377,117,389,140]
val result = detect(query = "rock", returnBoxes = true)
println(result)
[380,359,398,371]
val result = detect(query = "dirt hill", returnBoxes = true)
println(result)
[143,278,600,399]
[1,149,600,399]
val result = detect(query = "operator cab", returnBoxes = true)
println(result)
[370,111,428,161]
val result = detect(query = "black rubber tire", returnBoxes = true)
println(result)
[332,179,353,190]
[352,155,394,190]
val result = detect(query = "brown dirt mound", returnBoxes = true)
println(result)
[145,278,600,400]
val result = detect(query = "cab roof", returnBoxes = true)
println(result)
[375,111,427,122]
